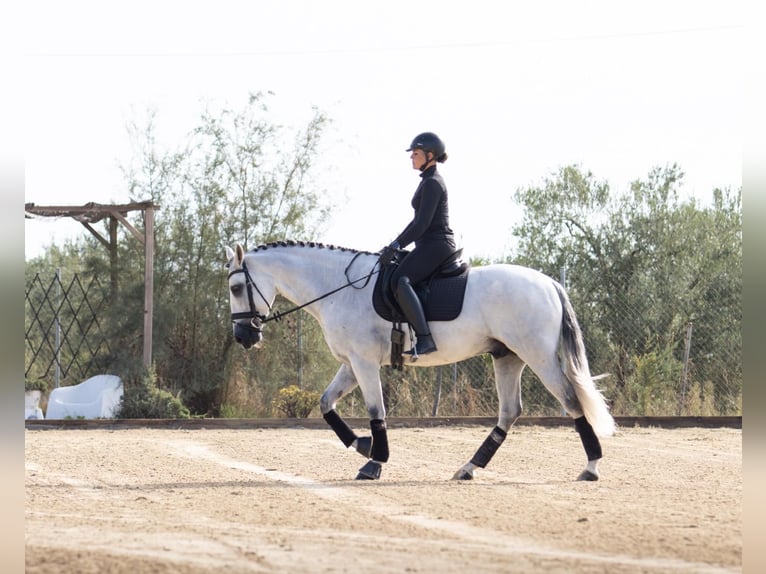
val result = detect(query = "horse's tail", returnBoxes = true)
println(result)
[554,281,616,438]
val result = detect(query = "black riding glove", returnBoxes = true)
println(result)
[378,241,399,266]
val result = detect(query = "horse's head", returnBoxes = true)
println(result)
[225,243,275,349]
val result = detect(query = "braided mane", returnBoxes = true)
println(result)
[250,240,377,255]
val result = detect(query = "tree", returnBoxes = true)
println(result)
[104,93,337,415]
[512,164,741,415]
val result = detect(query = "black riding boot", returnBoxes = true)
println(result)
[395,276,437,356]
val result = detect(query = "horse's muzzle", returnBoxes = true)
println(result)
[233,321,263,349]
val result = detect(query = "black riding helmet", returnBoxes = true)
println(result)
[406,132,447,165]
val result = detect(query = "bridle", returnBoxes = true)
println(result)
[227,261,271,337]
[227,252,381,336]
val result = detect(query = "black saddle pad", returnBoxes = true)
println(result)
[372,265,470,323]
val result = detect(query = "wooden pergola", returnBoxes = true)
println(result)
[25,201,159,368]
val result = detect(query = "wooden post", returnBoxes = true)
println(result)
[109,215,118,300]
[143,207,155,369]
[25,201,160,371]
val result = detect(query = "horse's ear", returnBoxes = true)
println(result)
[235,243,245,265]
[225,245,235,263]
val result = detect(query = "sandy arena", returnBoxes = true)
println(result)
[25,423,741,573]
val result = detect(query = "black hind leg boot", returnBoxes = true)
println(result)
[395,276,437,356]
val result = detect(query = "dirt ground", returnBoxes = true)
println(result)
[25,423,741,573]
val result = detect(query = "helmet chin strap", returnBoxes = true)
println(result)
[418,153,435,172]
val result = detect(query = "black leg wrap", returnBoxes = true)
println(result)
[470,426,507,468]
[370,419,390,463]
[574,416,603,461]
[355,436,372,458]
[323,409,358,448]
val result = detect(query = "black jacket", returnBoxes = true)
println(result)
[394,165,454,248]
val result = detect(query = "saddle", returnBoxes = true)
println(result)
[372,249,470,368]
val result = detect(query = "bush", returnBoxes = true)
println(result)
[116,367,191,419]
[272,385,320,418]
[610,347,682,416]
[25,378,49,393]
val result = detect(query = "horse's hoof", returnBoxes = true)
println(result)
[452,469,474,480]
[355,460,382,480]
[355,436,372,459]
[577,470,599,481]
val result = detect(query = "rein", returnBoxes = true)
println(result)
[229,252,380,327]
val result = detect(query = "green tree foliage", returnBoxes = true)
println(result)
[512,164,741,415]
[27,109,741,419]
[53,93,338,416]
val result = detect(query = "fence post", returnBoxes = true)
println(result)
[560,266,567,416]
[143,207,155,369]
[298,311,303,389]
[452,362,458,411]
[432,367,443,416]
[55,268,61,388]
[679,321,694,414]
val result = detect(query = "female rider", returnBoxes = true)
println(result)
[378,132,456,356]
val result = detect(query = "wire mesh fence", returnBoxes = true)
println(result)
[25,267,741,417]
[370,267,742,418]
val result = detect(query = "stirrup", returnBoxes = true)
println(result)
[405,334,437,357]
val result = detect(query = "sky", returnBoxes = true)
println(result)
[20,0,743,262]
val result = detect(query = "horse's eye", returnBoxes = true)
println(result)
[230,284,243,296]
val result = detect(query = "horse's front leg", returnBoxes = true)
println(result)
[453,352,523,480]
[348,357,388,481]
[355,418,388,480]
[320,365,372,459]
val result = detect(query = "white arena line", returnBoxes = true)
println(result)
[173,440,737,574]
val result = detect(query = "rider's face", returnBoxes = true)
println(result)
[410,149,430,170]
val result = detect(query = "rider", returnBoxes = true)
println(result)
[378,132,457,356]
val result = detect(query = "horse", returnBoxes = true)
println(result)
[225,240,615,481]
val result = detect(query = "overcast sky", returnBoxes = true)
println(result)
[22,1,742,261]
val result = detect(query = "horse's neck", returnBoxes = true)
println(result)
[259,247,366,316]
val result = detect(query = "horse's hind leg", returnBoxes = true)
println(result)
[530,358,604,481]
[574,415,602,481]
[453,351,524,480]
[320,365,373,459]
